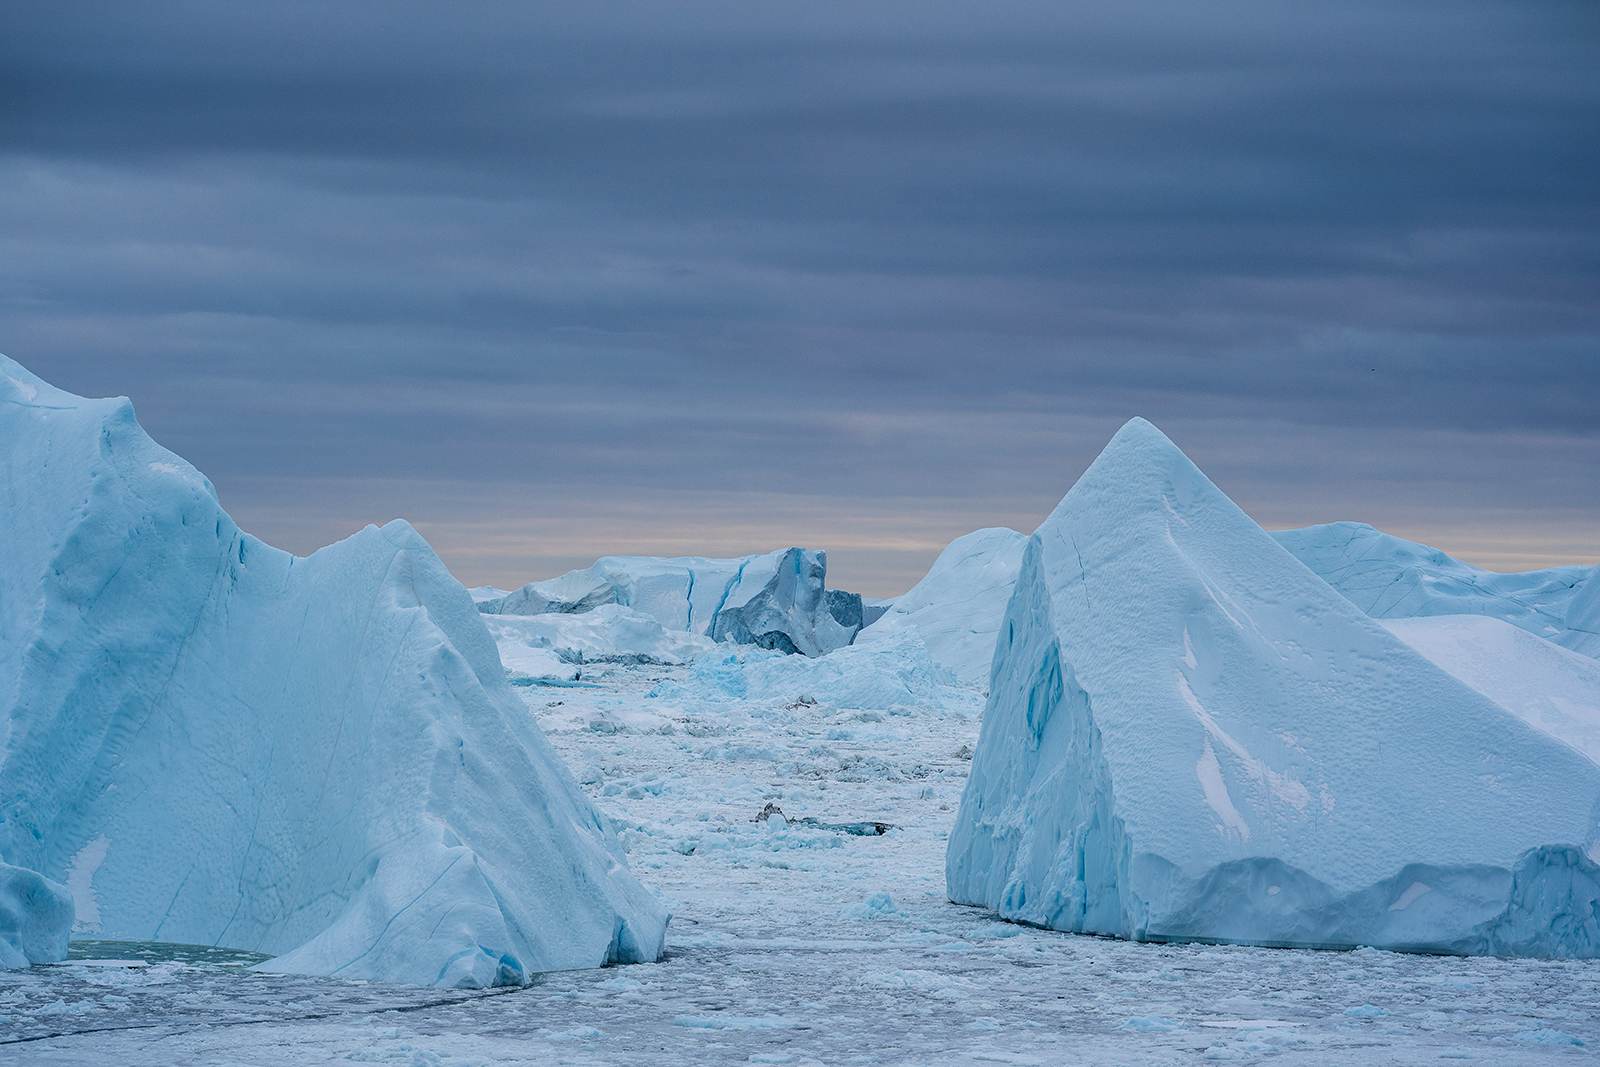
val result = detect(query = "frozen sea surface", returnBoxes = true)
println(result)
[4,661,1596,1064]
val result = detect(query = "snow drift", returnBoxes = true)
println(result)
[480,549,863,656]
[0,863,72,969]
[1275,522,1599,660]
[0,355,667,987]
[947,418,1600,958]
[856,528,1026,686]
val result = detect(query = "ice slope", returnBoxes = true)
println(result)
[947,418,1600,958]
[0,863,72,969]
[1275,522,1600,659]
[0,355,667,987]
[481,549,862,656]
[857,528,1027,686]
[1383,616,1600,766]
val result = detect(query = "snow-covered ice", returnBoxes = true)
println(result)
[0,355,666,987]
[0,864,72,970]
[856,527,1027,686]
[1383,615,1600,765]
[481,548,865,656]
[1276,521,1600,660]
[948,418,1600,958]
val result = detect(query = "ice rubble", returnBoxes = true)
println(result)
[856,528,1027,686]
[1275,522,1600,659]
[486,604,718,674]
[0,863,72,969]
[947,418,1600,958]
[650,629,955,713]
[1383,615,1600,766]
[480,549,864,656]
[0,355,667,987]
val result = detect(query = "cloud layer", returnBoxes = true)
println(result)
[4,2,1596,593]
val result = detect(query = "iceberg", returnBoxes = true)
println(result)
[0,355,667,987]
[1274,522,1599,659]
[947,418,1600,958]
[482,549,863,656]
[856,528,1027,686]
[0,863,73,969]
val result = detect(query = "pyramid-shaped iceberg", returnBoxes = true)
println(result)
[947,418,1600,957]
[0,355,667,986]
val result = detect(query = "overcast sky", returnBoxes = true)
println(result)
[3,2,1596,595]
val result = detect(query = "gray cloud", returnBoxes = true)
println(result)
[2,1,1596,594]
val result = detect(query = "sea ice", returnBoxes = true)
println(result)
[485,603,718,669]
[947,418,1600,958]
[0,355,667,987]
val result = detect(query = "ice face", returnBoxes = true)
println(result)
[856,528,1028,687]
[1275,522,1600,660]
[0,863,73,969]
[0,354,667,987]
[947,418,1600,958]
[482,548,863,656]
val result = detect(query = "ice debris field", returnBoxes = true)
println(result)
[2,354,1598,1065]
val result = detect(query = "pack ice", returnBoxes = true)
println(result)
[0,356,667,986]
[856,527,1027,687]
[1275,522,1600,660]
[481,549,865,656]
[947,418,1600,958]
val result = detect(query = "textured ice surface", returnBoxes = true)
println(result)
[481,549,862,656]
[0,355,666,987]
[0,863,72,969]
[1276,522,1600,659]
[1383,615,1600,765]
[857,527,1027,686]
[6,655,1597,1064]
[948,418,1600,958]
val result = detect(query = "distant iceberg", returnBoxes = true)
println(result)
[0,355,667,987]
[1275,522,1599,660]
[947,418,1600,958]
[856,528,1027,687]
[481,549,864,656]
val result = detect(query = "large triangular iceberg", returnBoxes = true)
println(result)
[947,418,1600,957]
[0,356,667,986]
